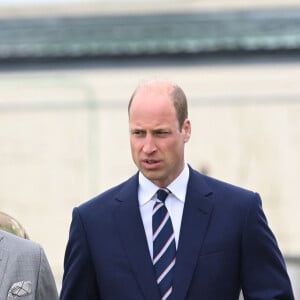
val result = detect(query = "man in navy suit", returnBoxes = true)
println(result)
[61,79,294,299]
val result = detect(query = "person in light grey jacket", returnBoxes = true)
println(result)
[0,229,58,300]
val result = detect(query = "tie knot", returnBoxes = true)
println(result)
[157,188,170,203]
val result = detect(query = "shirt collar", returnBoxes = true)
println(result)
[138,163,190,206]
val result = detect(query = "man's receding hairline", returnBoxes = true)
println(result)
[128,79,180,113]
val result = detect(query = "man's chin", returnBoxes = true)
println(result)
[140,170,168,187]
[141,169,160,181]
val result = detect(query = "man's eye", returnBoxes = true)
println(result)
[132,130,144,136]
[156,131,169,136]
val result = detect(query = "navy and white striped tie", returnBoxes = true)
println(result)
[152,188,176,300]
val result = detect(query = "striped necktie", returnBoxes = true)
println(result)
[152,188,176,300]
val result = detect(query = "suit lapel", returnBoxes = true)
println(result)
[172,168,215,299]
[113,175,160,300]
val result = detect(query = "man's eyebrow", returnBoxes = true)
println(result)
[153,128,170,131]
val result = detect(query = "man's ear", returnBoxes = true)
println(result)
[183,119,191,143]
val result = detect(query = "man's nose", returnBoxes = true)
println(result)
[142,136,156,154]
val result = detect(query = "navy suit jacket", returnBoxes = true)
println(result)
[61,167,294,300]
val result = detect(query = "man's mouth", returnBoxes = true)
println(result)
[145,159,158,164]
[142,159,161,168]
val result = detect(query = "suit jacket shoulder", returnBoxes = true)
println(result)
[77,173,139,217]
[0,230,58,300]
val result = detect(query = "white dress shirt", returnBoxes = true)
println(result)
[138,164,189,259]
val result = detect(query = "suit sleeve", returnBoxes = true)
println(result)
[36,246,59,300]
[241,193,294,299]
[60,208,100,300]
